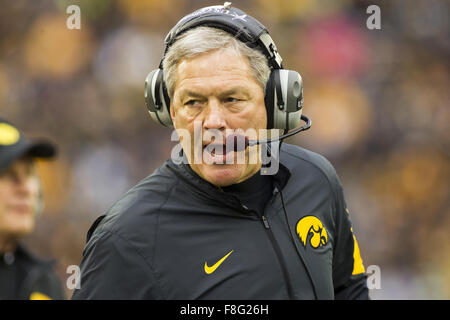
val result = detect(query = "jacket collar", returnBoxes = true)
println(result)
[1,244,52,267]
[165,153,291,210]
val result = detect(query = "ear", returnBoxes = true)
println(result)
[170,104,176,128]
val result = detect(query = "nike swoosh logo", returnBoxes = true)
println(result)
[204,250,233,274]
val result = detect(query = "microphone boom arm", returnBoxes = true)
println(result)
[248,114,312,147]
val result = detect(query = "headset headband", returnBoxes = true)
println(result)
[160,4,283,69]
[146,3,304,130]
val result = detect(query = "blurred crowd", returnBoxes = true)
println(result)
[0,0,448,299]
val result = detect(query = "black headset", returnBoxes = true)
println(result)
[144,3,307,131]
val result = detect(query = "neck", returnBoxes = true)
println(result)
[222,167,269,193]
[0,234,18,254]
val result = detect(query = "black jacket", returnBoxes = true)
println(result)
[0,245,65,300]
[72,144,368,299]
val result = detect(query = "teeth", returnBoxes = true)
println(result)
[205,144,225,156]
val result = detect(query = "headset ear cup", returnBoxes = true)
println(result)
[268,69,304,130]
[144,69,173,127]
[145,69,159,113]
[264,70,276,129]
[285,70,303,130]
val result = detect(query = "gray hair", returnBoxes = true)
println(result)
[162,26,271,99]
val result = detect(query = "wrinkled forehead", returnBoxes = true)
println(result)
[173,50,258,96]
[175,45,249,72]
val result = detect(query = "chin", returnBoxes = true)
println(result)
[4,214,35,237]
[13,222,34,236]
[199,164,245,187]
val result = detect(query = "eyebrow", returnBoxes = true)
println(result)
[178,90,205,100]
[178,87,251,100]
[218,88,250,99]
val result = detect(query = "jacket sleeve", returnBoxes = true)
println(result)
[71,229,163,300]
[331,178,369,300]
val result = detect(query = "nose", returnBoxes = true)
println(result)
[9,165,35,198]
[14,174,34,197]
[203,99,227,131]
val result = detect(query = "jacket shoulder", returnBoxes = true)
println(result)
[280,143,341,188]
[86,162,178,246]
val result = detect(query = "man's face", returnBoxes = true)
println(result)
[171,48,267,187]
[0,157,39,239]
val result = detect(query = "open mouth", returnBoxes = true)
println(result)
[203,143,228,156]
[203,134,248,156]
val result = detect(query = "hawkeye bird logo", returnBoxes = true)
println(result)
[297,216,328,249]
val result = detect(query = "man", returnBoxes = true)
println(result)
[0,118,64,300]
[73,4,368,299]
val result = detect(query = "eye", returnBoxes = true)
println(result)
[0,170,12,179]
[224,97,240,103]
[0,170,18,183]
[184,99,201,107]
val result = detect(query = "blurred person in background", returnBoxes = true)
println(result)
[0,118,64,300]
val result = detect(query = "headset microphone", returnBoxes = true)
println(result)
[227,115,311,152]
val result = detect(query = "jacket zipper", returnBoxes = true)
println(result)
[261,214,296,300]
[236,191,295,300]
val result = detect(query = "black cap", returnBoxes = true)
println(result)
[0,118,57,172]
